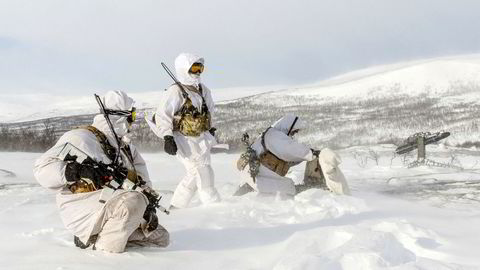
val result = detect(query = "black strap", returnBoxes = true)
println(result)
[199,84,209,114]
[175,83,210,116]
[82,126,136,181]
[287,116,299,136]
[82,126,117,162]
[260,127,272,153]
[260,126,287,162]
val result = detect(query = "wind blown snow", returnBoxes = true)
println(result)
[1,146,479,269]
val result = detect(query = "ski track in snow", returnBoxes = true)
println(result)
[1,146,480,270]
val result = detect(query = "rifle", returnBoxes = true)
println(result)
[161,62,188,99]
[93,94,170,216]
[58,142,170,216]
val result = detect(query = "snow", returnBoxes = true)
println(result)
[1,146,480,269]
[246,54,480,108]
[291,54,480,98]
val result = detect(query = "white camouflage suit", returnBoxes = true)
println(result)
[240,114,350,196]
[33,91,169,253]
[154,53,220,208]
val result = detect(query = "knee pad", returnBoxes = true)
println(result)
[116,192,148,219]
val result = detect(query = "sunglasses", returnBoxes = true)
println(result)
[104,107,137,123]
[189,63,204,74]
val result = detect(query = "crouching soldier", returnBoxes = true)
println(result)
[33,91,169,253]
[234,114,350,196]
[150,53,220,209]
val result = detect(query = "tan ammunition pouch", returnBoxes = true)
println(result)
[172,85,211,137]
[173,99,210,137]
[259,151,291,177]
[69,179,97,194]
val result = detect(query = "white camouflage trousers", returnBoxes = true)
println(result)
[170,151,220,208]
[94,191,169,253]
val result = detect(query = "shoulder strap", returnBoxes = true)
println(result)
[260,127,287,162]
[260,127,272,152]
[172,83,189,99]
[79,126,140,185]
[79,126,118,164]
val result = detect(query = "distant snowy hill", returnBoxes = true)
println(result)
[252,54,480,102]
[214,54,480,149]
[4,54,480,148]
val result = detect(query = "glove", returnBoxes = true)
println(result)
[163,135,177,155]
[65,162,112,188]
[311,149,321,158]
[209,127,217,136]
[143,206,159,232]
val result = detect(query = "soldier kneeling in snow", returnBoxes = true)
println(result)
[33,91,169,253]
[234,114,350,196]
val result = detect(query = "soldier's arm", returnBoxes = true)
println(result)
[154,85,183,137]
[34,143,69,190]
[266,130,315,162]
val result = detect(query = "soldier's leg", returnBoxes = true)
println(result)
[318,148,350,195]
[94,191,147,253]
[170,167,198,208]
[195,164,220,204]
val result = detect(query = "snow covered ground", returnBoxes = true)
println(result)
[1,145,480,269]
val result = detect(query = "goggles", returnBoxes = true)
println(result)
[104,107,137,123]
[189,63,204,74]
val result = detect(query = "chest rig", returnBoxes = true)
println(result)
[259,128,293,177]
[172,84,211,137]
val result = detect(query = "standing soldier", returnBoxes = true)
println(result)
[34,91,169,253]
[154,53,220,209]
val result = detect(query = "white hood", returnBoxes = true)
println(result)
[271,113,304,135]
[92,90,135,142]
[175,53,204,87]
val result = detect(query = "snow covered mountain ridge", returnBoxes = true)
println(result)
[2,54,480,124]
[263,54,480,101]
[212,54,480,149]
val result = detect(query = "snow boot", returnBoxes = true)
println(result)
[74,235,97,249]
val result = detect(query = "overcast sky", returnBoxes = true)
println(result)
[1,0,480,95]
